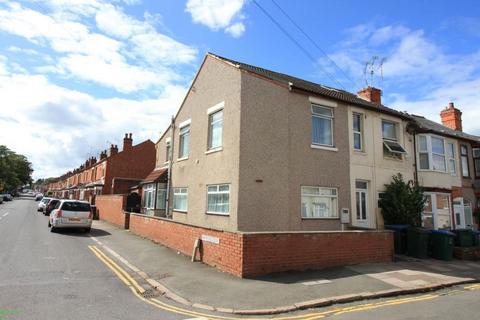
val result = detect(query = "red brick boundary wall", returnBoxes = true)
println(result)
[96,195,127,228]
[128,213,394,277]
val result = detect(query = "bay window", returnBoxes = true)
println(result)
[416,135,452,173]
[143,184,155,209]
[447,142,456,175]
[173,188,188,212]
[207,184,230,214]
[431,137,446,171]
[301,186,338,219]
[312,104,334,147]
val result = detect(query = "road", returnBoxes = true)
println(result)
[0,198,181,320]
[0,198,479,320]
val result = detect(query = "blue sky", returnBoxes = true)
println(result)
[0,0,479,179]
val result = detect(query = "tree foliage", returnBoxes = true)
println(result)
[0,145,33,192]
[379,173,425,227]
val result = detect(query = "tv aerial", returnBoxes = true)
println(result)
[363,56,386,88]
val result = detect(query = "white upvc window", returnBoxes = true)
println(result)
[143,183,155,209]
[178,124,190,159]
[155,187,166,210]
[311,104,334,147]
[447,142,456,175]
[207,184,230,214]
[352,113,363,151]
[301,186,338,219]
[355,181,368,221]
[208,110,223,150]
[173,187,188,212]
[417,135,448,173]
[382,120,407,156]
[165,140,171,163]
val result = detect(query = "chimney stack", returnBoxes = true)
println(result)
[100,150,107,160]
[440,102,462,131]
[357,86,382,105]
[109,144,118,156]
[123,133,133,151]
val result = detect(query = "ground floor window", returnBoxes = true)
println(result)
[207,184,230,214]
[422,193,451,229]
[355,181,368,221]
[173,188,188,212]
[301,186,338,218]
[143,184,155,209]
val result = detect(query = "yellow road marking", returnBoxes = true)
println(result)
[88,244,476,320]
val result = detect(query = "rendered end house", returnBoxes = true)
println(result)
[144,53,416,233]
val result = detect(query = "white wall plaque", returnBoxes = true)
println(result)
[201,235,220,244]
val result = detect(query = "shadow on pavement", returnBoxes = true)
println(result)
[54,228,111,237]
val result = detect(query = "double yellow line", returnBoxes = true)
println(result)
[88,245,473,320]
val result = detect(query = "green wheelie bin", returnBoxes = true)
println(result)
[454,229,474,247]
[430,230,455,261]
[407,228,431,258]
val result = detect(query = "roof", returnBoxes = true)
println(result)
[410,115,480,143]
[141,168,168,184]
[209,53,411,120]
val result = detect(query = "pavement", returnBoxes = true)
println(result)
[89,218,480,315]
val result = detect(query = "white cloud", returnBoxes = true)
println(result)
[185,0,247,37]
[0,1,197,93]
[0,60,186,179]
[320,23,480,135]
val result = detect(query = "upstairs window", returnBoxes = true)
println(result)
[461,145,470,177]
[474,148,480,177]
[382,120,406,157]
[165,140,171,163]
[417,135,449,173]
[178,125,190,158]
[208,110,223,150]
[352,113,363,151]
[311,104,334,147]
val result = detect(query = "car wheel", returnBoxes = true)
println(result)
[84,228,91,233]
[50,225,56,233]
[48,221,51,227]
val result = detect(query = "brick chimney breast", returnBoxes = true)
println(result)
[440,102,462,131]
[357,86,382,104]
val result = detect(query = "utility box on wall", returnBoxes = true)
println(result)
[341,208,350,224]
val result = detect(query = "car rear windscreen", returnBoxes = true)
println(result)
[61,202,91,211]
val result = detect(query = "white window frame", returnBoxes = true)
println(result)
[416,134,448,173]
[382,120,407,156]
[301,186,338,219]
[178,124,190,159]
[173,187,188,212]
[207,109,223,151]
[352,112,364,151]
[355,180,368,222]
[143,183,155,210]
[311,104,334,147]
[447,142,456,176]
[155,185,166,210]
[165,139,171,164]
[206,184,230,215]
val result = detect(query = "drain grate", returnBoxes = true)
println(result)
[142,289,161,299]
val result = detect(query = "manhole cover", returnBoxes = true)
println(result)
[142,289,160,299]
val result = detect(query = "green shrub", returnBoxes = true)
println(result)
[379,173,425,227]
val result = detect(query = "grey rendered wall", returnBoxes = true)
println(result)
[237,71,350,231]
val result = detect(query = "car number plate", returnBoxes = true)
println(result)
[69,217,81,221]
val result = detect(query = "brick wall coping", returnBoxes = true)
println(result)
[127,212,393,235]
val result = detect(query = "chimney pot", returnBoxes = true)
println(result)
[123,132,133,151]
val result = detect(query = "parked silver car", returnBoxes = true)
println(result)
[37,197,51,212]
[48,200,92,232]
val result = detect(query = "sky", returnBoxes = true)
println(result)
[0,0,479,180]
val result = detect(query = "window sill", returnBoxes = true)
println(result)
[301,217,340,220]
[206,211,230,216]
[310,144,338,152]
[177,156,189,162]
[353,149,366,155]
[173,210,187,214]
[205,147,223,155]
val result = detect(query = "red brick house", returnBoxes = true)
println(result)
[48,133,155,203]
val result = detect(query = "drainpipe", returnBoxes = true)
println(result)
[165,116,175,219]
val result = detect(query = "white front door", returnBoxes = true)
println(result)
[355,181,368,227]
[464,202,474,229]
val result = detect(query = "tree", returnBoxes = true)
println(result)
[0,145,33,192]
[379,173,425,227]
